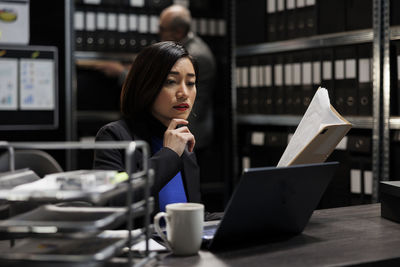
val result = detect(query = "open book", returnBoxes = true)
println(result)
[277,87,352,167]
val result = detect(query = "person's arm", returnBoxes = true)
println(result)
[93,120,190,198]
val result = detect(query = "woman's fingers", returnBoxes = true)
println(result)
[167,118,188,130]
[164,119,196,156]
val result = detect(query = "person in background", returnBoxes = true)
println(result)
[93,41,200,213]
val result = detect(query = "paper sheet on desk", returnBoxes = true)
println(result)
[131,239,167,252]
[99,230,168,252]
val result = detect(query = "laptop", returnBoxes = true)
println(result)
[203,162,338,251]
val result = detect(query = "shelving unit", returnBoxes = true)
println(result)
[68,0,233,211]
[233,0,397,204]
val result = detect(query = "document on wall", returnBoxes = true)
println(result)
[277,87,352,167]
[0,58,18,110]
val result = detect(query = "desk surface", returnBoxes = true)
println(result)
[159,204,400,266]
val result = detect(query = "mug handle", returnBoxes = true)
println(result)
[154,212,172,251]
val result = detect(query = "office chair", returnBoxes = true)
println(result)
[0,149,63,177]
[0,150,64,220]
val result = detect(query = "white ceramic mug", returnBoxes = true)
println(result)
[154,202,204,256]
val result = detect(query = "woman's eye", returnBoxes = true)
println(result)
[187,81,195,86]
[165,79,176,85]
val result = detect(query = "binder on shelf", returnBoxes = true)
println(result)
[274,54,285,114]
[284,53,294,114]
[294,0,305,39]
[266,0,278,42]
[276,0,286,40]
[84,10,96,51]
[292,52,303,114]
[116,11,129,51]
[345,0,372,31]
[127,12,139,52]
[236,0,265,44]
[320,48,335,102]
[285,0,296,40]
[95,7,108,51]
[249,57,260,114]
[334,46,358,116]
[303,0,317,37]
[236,57,250,114]
[312,49,322,111]
[146,0,172,9]
[357,43,373,116]
[301,51,314,114]
[259,55,274,114]
[106,10,118,51]
[347,135,371,154]
[393,41,400,115]
[138,13,149,49]
[74,8,85,51]
[390,0,400,26]
[317,0,345,34]
[148,14,160,46]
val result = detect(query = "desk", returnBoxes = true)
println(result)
[159,204,400,266]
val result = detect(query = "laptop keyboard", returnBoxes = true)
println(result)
[203,224,218,240]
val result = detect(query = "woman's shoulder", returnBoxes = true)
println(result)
[96,119,134,141]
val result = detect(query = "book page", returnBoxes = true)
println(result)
[277,87,351,167]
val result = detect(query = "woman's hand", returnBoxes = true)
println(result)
[163,119,195,156]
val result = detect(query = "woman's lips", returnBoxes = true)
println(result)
[173,103,189,111]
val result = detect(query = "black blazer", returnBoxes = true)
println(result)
[93,117,201,212]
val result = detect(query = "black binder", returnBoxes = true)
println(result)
[357,43,373,116]
[286,0,296,39]
[303,0,317,37]
[317,0,345,34]
[346,0,372,31]
[276,0,287,40]
[299,50,314,114]
[258,55,275,114]
[392,41,400,115]
[266,0,278,42]
[94,7,108,51]
[292,51,303,114]
[236,57,250,114]
[249,57,260,114]
[147,0,172,9]
[106,10,118,51]
[127,10,139,53]
[116,10,129,52]
[334,46,358,115]
[284,53,295,114]
[74,7,85,51]
[320,48,335,102]
[294,0,306,39]
[84,7,96,51]
[236,0,265,44]
[312,49,322,103]
[391,0,400,26]
[274,54,285,114]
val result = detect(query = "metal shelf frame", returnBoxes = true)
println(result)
[74,51,137,62]
[236,29,374,56]
[236,115,379,129]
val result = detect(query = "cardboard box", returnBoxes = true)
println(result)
[380,181,400,223]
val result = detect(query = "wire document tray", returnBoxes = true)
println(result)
[0,141,157,267]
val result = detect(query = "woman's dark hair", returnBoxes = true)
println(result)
[120,41,197,119]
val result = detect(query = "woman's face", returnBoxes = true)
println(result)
[151,57,196,126]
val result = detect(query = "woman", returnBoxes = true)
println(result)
[93,41,200,213]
